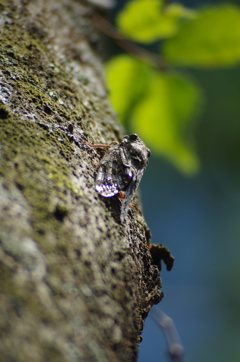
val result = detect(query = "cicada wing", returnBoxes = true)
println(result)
[119,168,144,222]
[95,162,119,197]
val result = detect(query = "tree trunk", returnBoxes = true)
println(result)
[0,1,163,361]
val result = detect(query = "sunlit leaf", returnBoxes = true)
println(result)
[105,54,202,174]
[163,5,240,67]
[105,55,148,122]
[165,3,196,19]
[130,71,202,174]
[117,0,196,43]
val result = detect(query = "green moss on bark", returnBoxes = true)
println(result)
[0,1,164,361]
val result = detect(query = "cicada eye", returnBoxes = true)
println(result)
[147,149,151,157]
[129,134,138,141]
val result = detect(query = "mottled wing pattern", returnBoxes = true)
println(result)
[95,161,119,197]
[94,134,150,222]
[119,173,137,222]
[95,146,133,198]
[119,167,147,222]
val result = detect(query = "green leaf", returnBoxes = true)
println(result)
[105,55,202,174]
[130,71,202,174]
[105,55,148,122]
[163,5,240,67]
[117,0,196,43]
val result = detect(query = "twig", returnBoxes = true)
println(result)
[83,141,117,148]
[90,13,169,71]
[150,306,185,362]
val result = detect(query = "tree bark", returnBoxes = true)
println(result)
[0,1,163,361]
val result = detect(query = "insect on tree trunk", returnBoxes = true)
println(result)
[0,1,169,361]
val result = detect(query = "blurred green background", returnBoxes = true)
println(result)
[103,0,240,360]
[139,64,240,362]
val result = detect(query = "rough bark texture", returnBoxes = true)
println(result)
[0,1,163,361]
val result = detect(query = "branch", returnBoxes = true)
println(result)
[90,13,169,71]
[150,307,185,362]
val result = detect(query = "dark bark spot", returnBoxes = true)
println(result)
[43,105,52,115]
[0,107,10,119]
[53,204,69,221]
